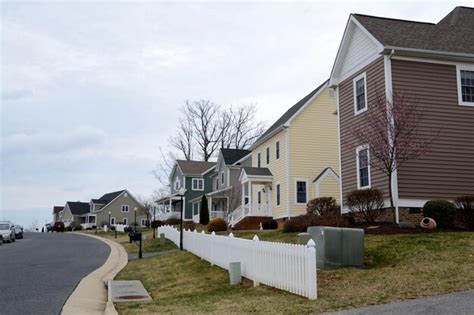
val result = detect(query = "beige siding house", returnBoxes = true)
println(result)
[229,81,340,228]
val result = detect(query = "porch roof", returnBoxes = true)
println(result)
[206,186,232,198]
[239,167,273,183]
[155,195,183,204]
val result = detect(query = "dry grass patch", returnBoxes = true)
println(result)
[115,232,474,314]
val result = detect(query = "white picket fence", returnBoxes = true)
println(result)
[158,225,317,299]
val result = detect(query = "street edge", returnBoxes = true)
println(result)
[61,233,128,315]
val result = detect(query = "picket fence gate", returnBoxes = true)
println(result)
[158,225,317,299]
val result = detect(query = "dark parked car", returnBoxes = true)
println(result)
[14,225,23,239]
[52,222,65,232]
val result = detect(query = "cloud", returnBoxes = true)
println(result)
[1,88,33,101]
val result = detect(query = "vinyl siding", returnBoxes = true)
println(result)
[289,86,340,216]
[339,56,388,207]
[251,129,287,219]
[392,59,474,200]
[318,175,340,200]
[96,192,146,225]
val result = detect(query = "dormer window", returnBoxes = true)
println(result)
[457,65,474,106]
[353,72,368,115]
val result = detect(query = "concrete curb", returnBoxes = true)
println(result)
[61,233,128,315]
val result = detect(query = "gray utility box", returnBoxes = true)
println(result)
[307,226,364,269]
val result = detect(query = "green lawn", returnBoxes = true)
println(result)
[114,231,474,314]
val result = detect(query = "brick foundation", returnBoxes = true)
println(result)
[350,207,424,225]
[232,216,273,230]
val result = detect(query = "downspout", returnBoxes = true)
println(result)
[285,126,291,220]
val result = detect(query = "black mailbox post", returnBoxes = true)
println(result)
[128,231,143,259]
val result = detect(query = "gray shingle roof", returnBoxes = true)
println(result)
[242,167,272,176]
[176,160,216,175]
[67,201,90,215]
[221,148,251,165]
[53,206,64,214]
[253,80,328,148]
[353,6,474,55]
[93,190,125,204]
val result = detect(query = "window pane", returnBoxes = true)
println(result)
[358,148,369,187]
[461,70,474,103]
[266,147,270,164]
[356,78,366,111]
[276,141,280,159]
[296,181,307,203]
[276,184,280,205]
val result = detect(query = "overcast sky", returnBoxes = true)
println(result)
[1,0,469,227]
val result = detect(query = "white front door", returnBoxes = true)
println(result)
[266,186,272,215]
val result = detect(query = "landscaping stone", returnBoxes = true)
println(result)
[110,280,152,303]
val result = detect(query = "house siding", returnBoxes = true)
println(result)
[339,56,388,207]
[185,170,214,220]
[392,59,474,201]
[95,192,146,226]
[289,86,340,216]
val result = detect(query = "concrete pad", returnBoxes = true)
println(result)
[110,280,152,303]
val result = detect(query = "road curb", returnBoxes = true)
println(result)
[61,233,128,315]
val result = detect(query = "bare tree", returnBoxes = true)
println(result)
[351,91,435,214]
[169,119,194,160]
[229,104,266,149]
[152,147,176,187]
[184,99,222,161]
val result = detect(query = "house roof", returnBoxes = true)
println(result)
[53,206,64,214]
[313,167,339,183]
[242,167,273,176]
[353,6,474,55]
[67,201,90,215]
[176,160,216,175]
[221,148,251,165]
[252,80,328,148]
[92,190,126,204]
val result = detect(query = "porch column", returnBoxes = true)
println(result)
[169,197,172,213]
[241,182,245,207]
[248,180,252,215]
[209,197,212,214]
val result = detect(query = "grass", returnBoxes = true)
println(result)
[113,230,474,314]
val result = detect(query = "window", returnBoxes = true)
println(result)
[257,153,261,168]
[356,145,371,189]
[296,181,307,204]
[174,178,180,190]
[353,72,367,114]
[457,65,474,106]
[276,141,280,160]
[221,172,225,186]
[276,184,281,206]
[258,191,261,204]
[266,147,270,164]
[123,218,128,225]
[110,217,115,225]
[192,178,204,191]
[121,205,129,212]
[141,218,148,226]
[215,178,219,190]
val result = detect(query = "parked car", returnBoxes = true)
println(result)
[45,223,53,232]
[52,221,65,232]
[0,221,16,243]
[14,225,23,239]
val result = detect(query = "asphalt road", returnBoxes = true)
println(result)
[0,232,110,315]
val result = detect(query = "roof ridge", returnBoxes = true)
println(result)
[352,13,435,25]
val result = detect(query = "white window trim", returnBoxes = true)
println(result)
[192,178,204,191]
[123,218,128,225]
[275,140,280,160]
[121,205,129,212]
[141,218,147,226]
[294,179,308,205]
[353,72,368,115]
[456,64,474,107]
[174,178,181,190]
[356,144,372,189]
[275,183,281,207]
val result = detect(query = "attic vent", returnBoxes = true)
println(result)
[124,193,128,197]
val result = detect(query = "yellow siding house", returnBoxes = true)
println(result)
[232,80,340,227]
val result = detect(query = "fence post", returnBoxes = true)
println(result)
[306,239,317,300]
[253,235,260,287]
[210,231,216,266]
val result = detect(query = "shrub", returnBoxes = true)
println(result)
[151,220,164,229]
[207,218,227,232]
[262,220,278,230]
[183,221,197,230]
[166,218,181,226]
[92,225,97,230]
[123,226,133,233]
[65,225,73,232]
[200,195,210,225]
[454,195,474,230]
[307,197,340,216]
[423,200,456,228]
[346,188,384,223]
[74,225,83,231]
[283,213,349,233]
[109,226,116,231]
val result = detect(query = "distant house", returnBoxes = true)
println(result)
[329,6,474,222]
[58,189,147,228]
[52,206,64,223]
[156,160,216,222]
[205,148,252,219]
[228,81,340,229]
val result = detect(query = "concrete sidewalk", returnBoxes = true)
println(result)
[325,290,474,315]
[61,233,128,315]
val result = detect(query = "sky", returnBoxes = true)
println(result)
[1,0,470,227]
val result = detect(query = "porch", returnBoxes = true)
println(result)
[156,195,183,221]
[80,213,97,229]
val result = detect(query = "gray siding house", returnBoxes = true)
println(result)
[157,160,216,222]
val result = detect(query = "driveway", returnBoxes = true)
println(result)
[0,232,110,315]
[325,290,474,315]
